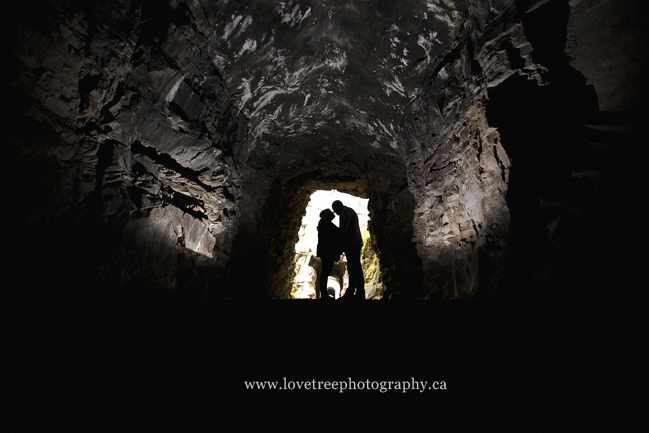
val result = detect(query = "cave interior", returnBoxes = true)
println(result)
[4,0,647,426]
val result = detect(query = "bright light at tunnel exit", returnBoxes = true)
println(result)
[293,190,370,299]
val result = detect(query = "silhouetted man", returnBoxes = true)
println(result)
[316,209,341,300]
[332,200,364,300]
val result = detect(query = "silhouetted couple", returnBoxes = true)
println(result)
[316,200,364,301]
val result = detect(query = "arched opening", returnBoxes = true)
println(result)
[292,189,382,300]
[223,154,423,300]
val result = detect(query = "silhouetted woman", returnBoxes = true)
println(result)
[317,209,342,300]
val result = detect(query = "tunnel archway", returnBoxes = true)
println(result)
[292,189,372,300]
[222,153,423,300]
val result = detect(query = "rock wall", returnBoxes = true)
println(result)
[403,64,511,298]
[5,0,246,299]
[483,0,648,300]
[394,0,647,299]
[399,1,524,298]
[365,155,425,299]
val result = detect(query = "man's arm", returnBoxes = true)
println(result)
[339,208,351,239]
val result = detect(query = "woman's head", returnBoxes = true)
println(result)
[319,209,335,222]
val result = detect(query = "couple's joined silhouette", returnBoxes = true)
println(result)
[316,200,364,301]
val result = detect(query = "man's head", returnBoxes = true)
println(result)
[319,209,335,222]
[332,200,343,215]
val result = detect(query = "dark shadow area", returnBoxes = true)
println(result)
[485,0,635,305]
[7,296,643,429]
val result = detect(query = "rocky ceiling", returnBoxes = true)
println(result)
[205,0,466,168]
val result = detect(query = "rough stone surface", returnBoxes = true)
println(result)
[566,0,649,113]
